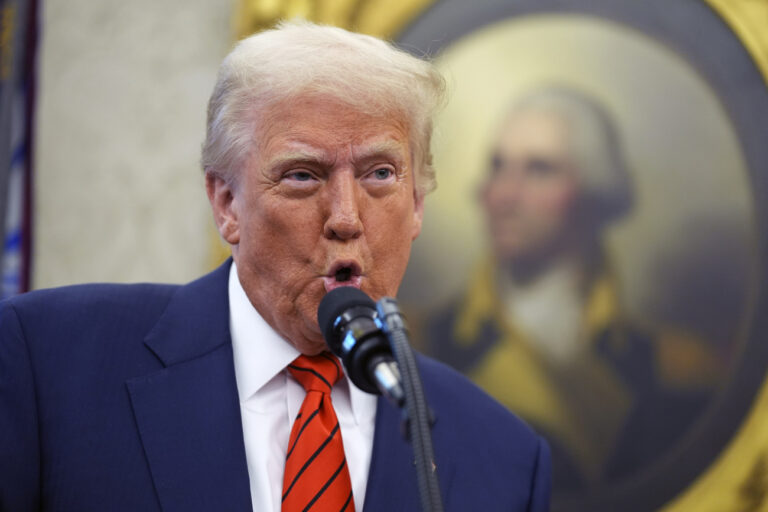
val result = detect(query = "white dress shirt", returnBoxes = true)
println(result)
[228,263,377,512]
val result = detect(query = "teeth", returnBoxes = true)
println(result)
[335,267,352,282]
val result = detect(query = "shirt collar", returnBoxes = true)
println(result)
[229,262,299,402]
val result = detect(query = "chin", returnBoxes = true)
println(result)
[292,324,328,356]
[296,341,328,356]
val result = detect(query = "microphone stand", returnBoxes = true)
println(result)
[377,298,444,512]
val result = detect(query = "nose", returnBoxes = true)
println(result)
[323,171,363,240]
[486,168,525,208]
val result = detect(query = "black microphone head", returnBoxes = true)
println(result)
[318,286,376,348]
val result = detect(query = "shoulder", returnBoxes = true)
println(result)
[417,353,542,444]
[7,281,178,307]
[3,282,178,329]
[1,261,232,364]
[415,354,551,509]
[1,282,180,358]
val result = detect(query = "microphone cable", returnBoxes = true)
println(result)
[377,297,444,512]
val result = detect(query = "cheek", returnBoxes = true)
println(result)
[482,182,505,210]
[247,197,319,251]
[530,182,579,222]
[236,197,325,325]
[235,196,323,304]
[363,196,416,293]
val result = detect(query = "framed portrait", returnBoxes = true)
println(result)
[234,0,768,510]
[394,1,768,511]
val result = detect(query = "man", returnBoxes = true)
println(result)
[0,21,550,511]
[427,87,719,490]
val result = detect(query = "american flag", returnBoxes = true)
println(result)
[0,0,37,298]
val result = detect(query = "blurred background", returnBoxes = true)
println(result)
[2,0,767,510]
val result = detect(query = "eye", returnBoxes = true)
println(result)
[490,154,504,174]
[526,158,559,176]
[369,167,394,180]
[285,170,316,182]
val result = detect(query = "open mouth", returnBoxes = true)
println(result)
[324,261,362,291]
[335,266,353,282]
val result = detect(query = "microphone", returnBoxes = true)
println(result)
[317,287,404,406]
[319,288,443,512]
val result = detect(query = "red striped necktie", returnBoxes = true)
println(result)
[282,353,355,512]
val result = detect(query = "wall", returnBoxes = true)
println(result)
[34,0,232,288]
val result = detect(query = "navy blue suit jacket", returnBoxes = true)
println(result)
[0,261,550,511]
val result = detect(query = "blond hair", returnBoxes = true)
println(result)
[202,20,446,196]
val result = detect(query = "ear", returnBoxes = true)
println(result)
[205,172,240,245]
[411,191,425,241]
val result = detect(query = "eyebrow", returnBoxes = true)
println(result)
[351,140,408,165]
[266,139,409,171]
[265,149,334,171]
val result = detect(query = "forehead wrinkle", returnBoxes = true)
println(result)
[350,139,409,167]
[263,145,336,170]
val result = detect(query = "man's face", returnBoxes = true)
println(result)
[481,110,580,265]
[207,95,424,355]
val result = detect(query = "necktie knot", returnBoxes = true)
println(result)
[288,353,343,393]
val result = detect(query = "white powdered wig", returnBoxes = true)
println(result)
[202,20,446,197]
[508,87,633,226]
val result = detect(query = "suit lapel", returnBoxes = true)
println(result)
[126,261,252,512]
